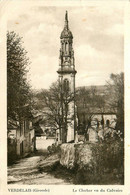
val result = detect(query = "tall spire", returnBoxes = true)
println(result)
[57,11,77,143]
[65,10,68,21]
[60,10,73,39]
[64,10,68,29]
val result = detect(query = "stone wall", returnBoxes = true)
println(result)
[60,143,75,169]
[60,143,94,169]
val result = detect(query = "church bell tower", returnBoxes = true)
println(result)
[57,11,77,143]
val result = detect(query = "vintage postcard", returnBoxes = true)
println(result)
[0,0,130,195]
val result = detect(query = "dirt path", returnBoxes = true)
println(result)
[8,152,72,185]
[8,138,72,185]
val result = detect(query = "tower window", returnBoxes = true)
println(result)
[63,79,69,92]
[106,120,110,127]
[65,42,68,53]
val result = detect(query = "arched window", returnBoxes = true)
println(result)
[65,42,68,53]
[106,120,110,127]
[63,79,69,92]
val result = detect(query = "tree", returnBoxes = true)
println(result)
[33,80,74,143]
[76,86,106,137]
[76,87,91,134]
[106,72,124,135]
[60,80,75,143]
[7,31,32,121]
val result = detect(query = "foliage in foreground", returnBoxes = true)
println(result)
[45,132,124,185]
[74,134,124,185]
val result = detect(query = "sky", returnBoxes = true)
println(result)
[7,5,124,90]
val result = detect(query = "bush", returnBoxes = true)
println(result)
[47,143,61,155]
[74,134,124,184]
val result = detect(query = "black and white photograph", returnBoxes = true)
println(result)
[5,2,125,187]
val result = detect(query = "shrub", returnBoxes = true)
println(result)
[74,134,124,184]
[47,143,61,155]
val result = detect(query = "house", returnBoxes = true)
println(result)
[87,113,117,142]
[7,117,35,164]
[76,84,118,142]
